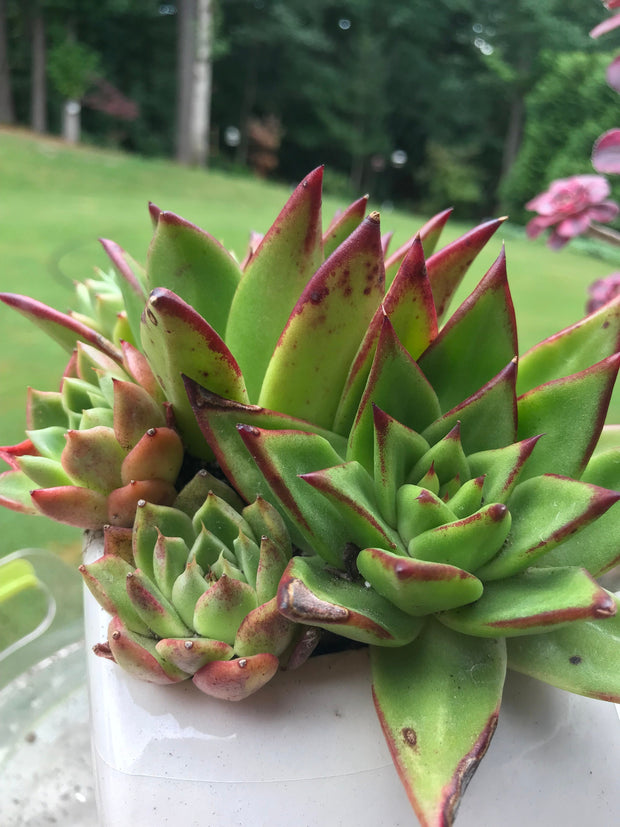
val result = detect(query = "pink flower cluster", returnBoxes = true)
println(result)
[586,272,620,313]
[525,175,619,249]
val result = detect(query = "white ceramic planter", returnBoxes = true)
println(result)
[84,540,620,827]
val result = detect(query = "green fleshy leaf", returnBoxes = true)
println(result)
[516,354,620,480]
[107,615,189,684]
[347,317,440,473]
[419,249,517,412]
[79,554,150,635]
[152,533,190,600]
[26,389,68,430]
[0,469,41,515]
[467,436,541,503]
[506,598,620,702]
[234,597,297,657]
[146,211,241,339]
[530,501,620,578]
[242,496,292,562]
[171,560,209,628]
[61,426,125,492]
[445,476,484,518]
[141,288,248,459]
[16,455,73,488]
[411,423,470,487]
[258,213,384,429]
[277,556,424,647]
[100,238,147,345]
[581,446,620,490]
[192,491,254,547]
[396,484,457,544]
[371,620,505,827]
[132,501,195,580]
[126,568,192,638]
[408,503,511,572]
[225,168,324,400]
[439,567,616,638]
[322,195,368,258]
[26,426,68,461]
[300,461,404,553]
[373,408,431,527]
[236,425,352,565]
[357,547,483,615]
[478,475,620,581]
[193,575,258,644]
[254,535,290,605]
[156,637,234,674]
[516,296,620,396]
[421,361,517,454]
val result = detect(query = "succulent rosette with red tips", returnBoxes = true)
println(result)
[1,167,619,826]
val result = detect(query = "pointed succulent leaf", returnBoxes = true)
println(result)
[408,503,511,572]
[478,475,620,581]
[396,485,457,544]
[112,378,166,450]
[516,295,620,396]
[233,532,261,589]
[174,468,245,517]
[99,238,147,343]
[439,567,616,638]
[152,532,191,599]
[242,495,292,561]
[467,436,541,503]
[371,621,505,827]
[258,213,385,429]
[76,341,127,383]
[234,596,298,657]
[126,568,192,638]
[141,287,249,458]
[26,388,68,430]
[79,555,150,634]
[422,361,518,454]
[334,237,437,435]
[106,615,189,684]
[31,485,109,528]
[419,250,517,412]
[171,559,209,627]
[80,407,114,429]
[529,501,620,578]
[189,525,230,570]
[208,551,246,582]
[300,461,404,553]
[107,479,177,528]
[357,547,483,615]
[192,652,279,701]
[411,423,470,487]
[17,455,73,488]
[516,354,620,479]
[61,377,106,413]
[347,317,441,473]
[322,194,368,258]
[445,476,485,518]
[61,427,125,492]
[225,167,324,400]
[193,575,258,644]
[132,500,195,578]
[593,424,620,455]
[236,425,352,564]
[192,491,255,546]
[102,524,134,564]
[506,597,620,702]
[384,208,453,283]
[373,407,431,526]
[255,535,291,605]
[27,426,69,460]
[0,469,44,514]
[155,637,234,674]
[120,340,165,403]
[120,426,184,486]
[146,211,241,339]
[277,556,424,647]
[0,292,122,363]
[424,217,506,321]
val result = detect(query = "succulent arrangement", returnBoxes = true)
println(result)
[1,166,619,827]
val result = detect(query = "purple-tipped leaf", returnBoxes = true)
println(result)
[384,208,453,283]
[322,194,369,258]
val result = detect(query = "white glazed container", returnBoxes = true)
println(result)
[84,540,620,827]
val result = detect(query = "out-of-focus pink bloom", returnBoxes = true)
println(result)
[586,272,620,312]
[525,175,619,249]
[83,78,139,121]
[592,129,620,173]
[591,14,620,38]
[606,55,620,92]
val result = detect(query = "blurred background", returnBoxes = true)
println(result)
[1,0,619,560]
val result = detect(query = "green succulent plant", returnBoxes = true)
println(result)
[1,167,619,827]
[81,487,301,700]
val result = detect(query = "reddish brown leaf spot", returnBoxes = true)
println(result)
[402,727,418,749]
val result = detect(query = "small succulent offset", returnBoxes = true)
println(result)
[1,167,620,827]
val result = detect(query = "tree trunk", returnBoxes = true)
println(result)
[0,0,14,124]
[176,0,195,164]
[62,99,81,143]
[188,0,212,166]
[30,4,47,133]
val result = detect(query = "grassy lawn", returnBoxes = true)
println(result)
[1,126,618,560]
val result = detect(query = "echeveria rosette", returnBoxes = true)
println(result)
[183,214,620,826]
[81,490,302,700]
[0,341,181,529]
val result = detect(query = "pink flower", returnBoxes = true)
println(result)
[525,175,619,249]
[586,272,620,312]
[591,1,620,38]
